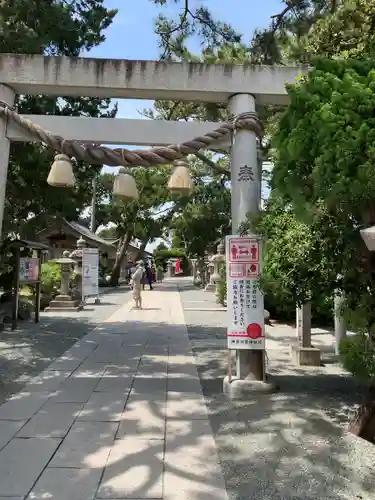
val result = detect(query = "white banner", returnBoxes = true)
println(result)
[82,248,99,297]
[226,235,265,350]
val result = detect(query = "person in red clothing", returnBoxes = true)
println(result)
[175,258,181,274]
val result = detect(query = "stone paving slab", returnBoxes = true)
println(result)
[0,419,27,451]
[17,401,83,438]
[27,467,103,500]
[116,393,166,440]
[49,421,118,468]
[97,438,164,499]
[0,437,61,497]
[0,391,50,420]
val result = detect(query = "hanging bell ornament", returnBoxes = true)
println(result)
[167,160,193,196]
[113,167,139,200]
[47,154,75,188]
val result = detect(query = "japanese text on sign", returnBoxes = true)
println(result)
[19,258,39,283]
[82,248,99,297]
[226,235,265,350]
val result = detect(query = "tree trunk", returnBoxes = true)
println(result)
[348,384,375,443]
[109,232,132,286]
[135,240,148,262]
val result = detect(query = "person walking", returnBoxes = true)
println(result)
[156,264,164,283]
[131,261,144,309]
[142,262,153,290]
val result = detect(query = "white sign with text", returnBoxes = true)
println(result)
[226,235,265,350]
[82,248,99,298]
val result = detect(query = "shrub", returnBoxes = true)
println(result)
[41,260,61,296]
[339,334,375,382]
[217,264,227,305]
[153,248,190,275]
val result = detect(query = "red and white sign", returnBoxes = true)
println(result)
[245,262,259,278]
[229,237,259,263]
[229,263,245,278]
[225,235,265,350]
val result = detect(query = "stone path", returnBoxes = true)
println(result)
[0,282,227,500]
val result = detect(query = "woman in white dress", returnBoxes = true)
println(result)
[131,262,144,309]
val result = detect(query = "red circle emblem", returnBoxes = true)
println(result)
[246,323,263,339]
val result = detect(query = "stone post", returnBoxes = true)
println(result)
[223,93,269,395]
[191,259,198,284]
[0,85,15,238]
[292,301,321,366]
[334,292,346,355]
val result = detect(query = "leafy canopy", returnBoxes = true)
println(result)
[271,57,375,325]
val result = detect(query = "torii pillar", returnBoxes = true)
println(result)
[223,94,272,397]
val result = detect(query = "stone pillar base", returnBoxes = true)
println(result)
[291,345,321,366]
[223,375,275,399]
[46,295,83,312]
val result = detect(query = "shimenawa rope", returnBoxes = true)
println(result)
[0,106,263,167]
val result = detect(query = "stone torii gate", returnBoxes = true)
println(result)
[0,53,309,396]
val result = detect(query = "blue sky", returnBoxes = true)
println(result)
[87,0,281,248]
[88,0,283,121]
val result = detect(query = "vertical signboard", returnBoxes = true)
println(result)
[82,248,99,298]
[226,235,265,350]
[19,257,40,283]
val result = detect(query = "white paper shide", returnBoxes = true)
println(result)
[226,235,265,350]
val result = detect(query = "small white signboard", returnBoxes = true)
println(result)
[226,235,265,350]
[82,248,99,298]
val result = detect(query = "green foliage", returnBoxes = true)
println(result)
[271,58,375,329]
[96,166,174,242]
[153,248,189,274]
[340,334,375,382]
[40,260,61,296]
[171,158,231,258]
[0,0,117,238]
[294,0,375,62]
[150,0,241,59]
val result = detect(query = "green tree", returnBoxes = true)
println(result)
[0,0,117,238]
[172,171,230,258]
[95,166,178,285]
[271,57,375,315]
[150,0,242,58]
[270,57,375,438]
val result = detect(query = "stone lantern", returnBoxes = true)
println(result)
[205,242,226,296]
[47,250,82,311]
[69,237,86,301]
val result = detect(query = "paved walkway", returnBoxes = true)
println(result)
[0,282,227,500]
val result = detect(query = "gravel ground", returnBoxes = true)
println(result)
[0,287,131,404]
[178,281,375,500]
